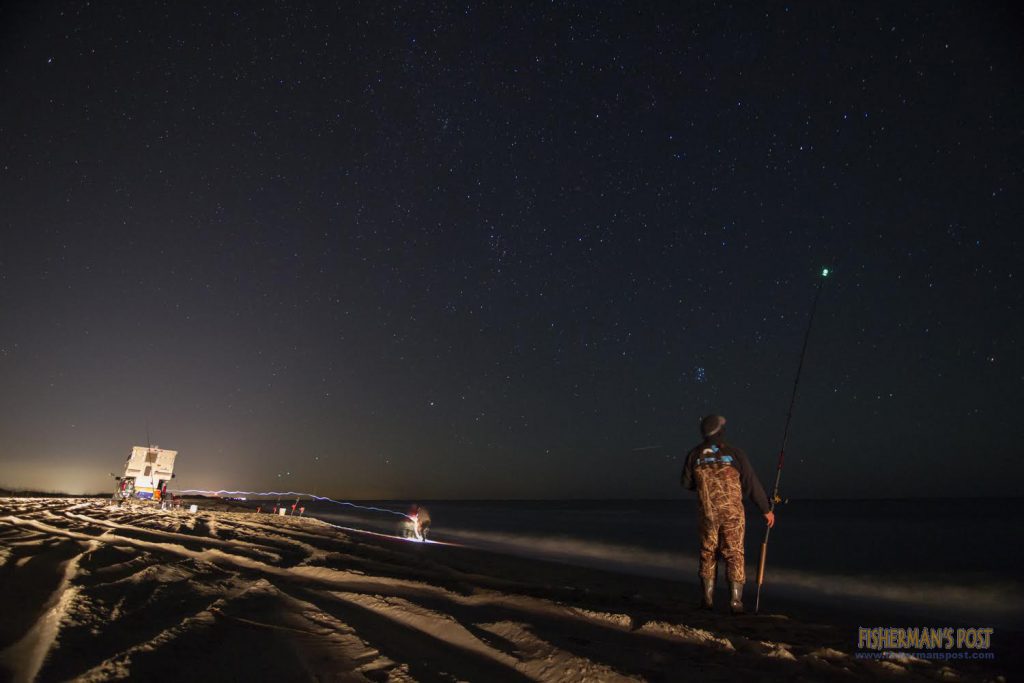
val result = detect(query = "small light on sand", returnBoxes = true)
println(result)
[821,267,830,278]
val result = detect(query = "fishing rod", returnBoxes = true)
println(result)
[755,264,834,614]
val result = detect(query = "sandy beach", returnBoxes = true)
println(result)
[0,497,1012,682]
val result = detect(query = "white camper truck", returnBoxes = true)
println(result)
[114,446,177,503]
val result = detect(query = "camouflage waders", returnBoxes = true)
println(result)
[694,456,746,583]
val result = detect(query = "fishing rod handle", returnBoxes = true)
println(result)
[757,541,768,586]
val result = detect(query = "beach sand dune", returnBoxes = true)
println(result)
[0,498,1004,681]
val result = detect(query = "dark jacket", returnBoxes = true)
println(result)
[681,436,772,514]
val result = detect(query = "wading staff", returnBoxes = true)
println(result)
[755,265,833,614]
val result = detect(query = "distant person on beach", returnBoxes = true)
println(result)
[409,504,431,541]
[682,414,774,614]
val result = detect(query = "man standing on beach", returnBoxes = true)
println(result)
[682,414,774,614]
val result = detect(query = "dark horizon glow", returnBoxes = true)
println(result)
[0,2,1020,500]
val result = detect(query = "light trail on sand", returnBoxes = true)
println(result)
[316,518,462,547]
[173,489,414,520]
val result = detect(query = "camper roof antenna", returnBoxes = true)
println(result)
[146,422,151,449]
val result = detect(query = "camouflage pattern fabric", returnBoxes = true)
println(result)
[695,461,746,583]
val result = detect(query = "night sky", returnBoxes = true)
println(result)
[1,2,1020,500]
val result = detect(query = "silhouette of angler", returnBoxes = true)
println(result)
[682,414,774,613]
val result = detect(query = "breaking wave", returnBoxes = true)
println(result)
[310,505,1024,625]
[440,526,1018,614]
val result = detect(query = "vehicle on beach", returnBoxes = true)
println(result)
[112,446,178,506]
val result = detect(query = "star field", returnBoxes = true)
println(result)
[0,2,1020,498]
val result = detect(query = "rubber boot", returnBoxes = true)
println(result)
[729,581,744,614]
[700,576,715,610]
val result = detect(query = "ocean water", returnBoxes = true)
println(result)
[304,498,1024,627]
